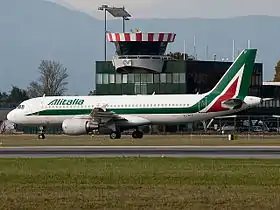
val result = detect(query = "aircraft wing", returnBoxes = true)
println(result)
[74,104,151,127]
[89,107,126,123]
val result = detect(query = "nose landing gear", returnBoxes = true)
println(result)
[38,126,46,139]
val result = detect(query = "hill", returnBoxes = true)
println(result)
[0,0,279,95]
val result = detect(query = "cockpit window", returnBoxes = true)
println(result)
[17,105,25,109]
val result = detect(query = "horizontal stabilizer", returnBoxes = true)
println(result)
[215,115,237,119]
[262,98,274,102]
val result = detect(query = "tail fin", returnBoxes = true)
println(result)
[208,49,257,100]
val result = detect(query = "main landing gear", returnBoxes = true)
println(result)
[132,130,143,139]
[110,131,121,139]
[109,129,144,139]
[38,126,46,139]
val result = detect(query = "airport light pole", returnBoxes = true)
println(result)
[122,16,130,32]
[98,4,109,61]
[98,5,131,60]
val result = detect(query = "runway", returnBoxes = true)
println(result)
[1,146,280,158]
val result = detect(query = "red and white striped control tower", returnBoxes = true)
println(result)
[107,31,176,73]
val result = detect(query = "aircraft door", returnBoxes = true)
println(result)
[198,97,208,113]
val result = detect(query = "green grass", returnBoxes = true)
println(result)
[1,134,280,146]
[0,157,280,209]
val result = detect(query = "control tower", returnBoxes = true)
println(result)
[107,31,176,73]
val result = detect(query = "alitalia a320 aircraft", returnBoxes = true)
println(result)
[7,49,266,139]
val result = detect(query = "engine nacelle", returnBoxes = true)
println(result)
[62,118,99,135]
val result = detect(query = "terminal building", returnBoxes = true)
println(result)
[96,32,262,104]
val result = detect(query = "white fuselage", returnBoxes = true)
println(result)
[7,94,261,128]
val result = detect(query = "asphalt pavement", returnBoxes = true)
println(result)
[0,146,280,158]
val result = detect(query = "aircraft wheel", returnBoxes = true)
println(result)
[138,131,143,139]
[132,130,143,139]
[110,131,121,139]
[38,133,45,139]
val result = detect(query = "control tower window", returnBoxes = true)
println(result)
[115,42,168,56]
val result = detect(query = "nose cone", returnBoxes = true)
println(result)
[7,110,15,122]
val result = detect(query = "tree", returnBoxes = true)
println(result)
[7,86,29,104]
[273,60,280,82]
[0,92,9,107]
[27,60,68,97]
[0,86,29,108]
[166,52,195,60]
[88,90,96,95]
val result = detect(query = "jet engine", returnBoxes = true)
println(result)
[62,118,99,135]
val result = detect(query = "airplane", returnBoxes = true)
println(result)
[7,49,266,139]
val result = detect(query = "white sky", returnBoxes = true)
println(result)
[46,0,280,19]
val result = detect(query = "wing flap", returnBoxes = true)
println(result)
[221,98,243,109]
[89,107,126,123]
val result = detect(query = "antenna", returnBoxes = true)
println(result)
[41,94,45,106]
[232,40,235,61]
[183,40,186,60]
[247,40,251,48]
[205,45,208,60]
[193,36,196,59]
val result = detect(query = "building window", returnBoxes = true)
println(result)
[270,100,274,107]
[141,84,147,94]
[116,74,122,84]
[128,74,134,83]
[173,73,180,84]
[179,73,186,83]
[147,74,153,84]
[109,74,115,84]
[135,82,141,94]
[160,74,166,83]
[122,74,128,83]
[141,74,147,83]
[154,74,160,83]
[97,74,102,84]
[135,74,141,83]
[167,74,172,83]
[140,74,153,84]
[102,74,109,84]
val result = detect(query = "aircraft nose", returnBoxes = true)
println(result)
[7,110,15,122]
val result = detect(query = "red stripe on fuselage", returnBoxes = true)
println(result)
[207,77,239,112]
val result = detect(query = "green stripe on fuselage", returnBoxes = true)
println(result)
[27,105,203,116]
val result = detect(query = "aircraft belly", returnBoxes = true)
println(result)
[23,115,69,126]
[133,114,194,124]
